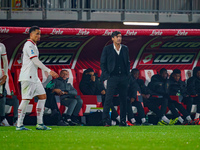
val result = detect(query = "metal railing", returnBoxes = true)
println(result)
[0,0,200,20]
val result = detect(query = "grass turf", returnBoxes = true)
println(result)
[0,125,200,150]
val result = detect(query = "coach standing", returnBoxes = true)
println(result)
[100,31,130,126]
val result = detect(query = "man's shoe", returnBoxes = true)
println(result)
[119,121,130,127]
[57,120,69,126]
[141,122,153,126]
[71,117,82,126]
[104,122,110,127]
[182,120,195,125]
[16,126,31,131]
[36,124,51,130]
[157,120,168,125]
[0,118,10,126]
[103,118,111,127]
[126,121,134,126]
[169,118,179,125]
[65,119,76,126]
[194,118,200,125]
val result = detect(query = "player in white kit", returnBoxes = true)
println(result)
[16,26,59,130]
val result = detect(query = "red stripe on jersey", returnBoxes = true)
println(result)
[30,55,37,59]
[1,54,6,56]
[27,39,36,45]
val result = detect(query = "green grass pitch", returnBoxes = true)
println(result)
[0,125,200,150]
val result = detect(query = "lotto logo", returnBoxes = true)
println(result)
[139,53,195,65]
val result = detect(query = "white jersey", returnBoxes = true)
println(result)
[19,39,40,82]
[0,43,7,77]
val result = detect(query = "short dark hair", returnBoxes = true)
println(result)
[111,31,121,38]
[159,68,167,74]
[84,68,94,74]
[29,26,40,34]
[131,68,139,75]
[173,69,181,74]
[60,69,69,75]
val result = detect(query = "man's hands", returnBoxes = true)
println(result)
[0,75,7,85]
[52,89,68,96]
[50,70,59,78]
[101,90,106,95]
[142,94,150,99]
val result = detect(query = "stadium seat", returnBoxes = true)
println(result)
[181,70,192,81]
[167,70,173,78]
[80,95,102,113]
[139,69,157,86]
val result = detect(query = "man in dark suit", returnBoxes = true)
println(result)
[100,31,130,126]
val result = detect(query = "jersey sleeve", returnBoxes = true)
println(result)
[0,43,7,56]
[25,44,38,59]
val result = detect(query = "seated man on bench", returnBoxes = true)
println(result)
[48,69,83,126]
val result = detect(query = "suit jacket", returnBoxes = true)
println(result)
[100,44,130,81]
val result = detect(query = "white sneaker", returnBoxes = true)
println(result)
[0,118,10,126]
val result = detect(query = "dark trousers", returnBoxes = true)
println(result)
[45,89,63,122]
[168,100,190,118]
[146,97,168,119]
[45,89,60,111]
[0,96,19,119]
[61,97,83,116]
[102,95,119,120]
[127,99,145,120]
[182,97,193,114]
[103,75,129,123]
[193,96,200,113]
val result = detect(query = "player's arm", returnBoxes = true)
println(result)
[31,57,59,78]
[0,44,8,85]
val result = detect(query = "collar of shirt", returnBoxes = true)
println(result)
[113,44,121,55]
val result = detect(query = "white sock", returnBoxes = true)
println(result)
[161,116,170,124]
[116,116,120,122]
[178,116,184,124]
[131,118,136,124]
[36,99,46,124]
[17,100,30,127]
[195,113,200,119]
[141,118,146,123]
[186,115,192,121]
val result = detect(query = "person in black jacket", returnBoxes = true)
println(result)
[131,69,151,105]
[100,31,130,126]
[126,71,152,125]
[187,66,200,125]
[147,68,178,125]
[168,69,194,125]
[79,68,105,95]
[80,68,120,123]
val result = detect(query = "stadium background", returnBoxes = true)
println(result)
[1,1,200,150]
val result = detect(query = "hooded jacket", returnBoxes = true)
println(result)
[79,72,105,95]
[187,67,200,96]
[169,74,188,97]
[136,78,151,95]
[148,74,169,96]
[127,76,140,99]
